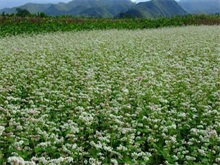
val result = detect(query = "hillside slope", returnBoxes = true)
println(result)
[0,0,135,18]
[0,3,52,14]
[119,0,187,18]
[178,0,220,14]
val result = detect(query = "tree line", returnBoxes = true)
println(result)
[1,8,47,17]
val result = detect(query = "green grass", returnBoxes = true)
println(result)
[0,26,220,164]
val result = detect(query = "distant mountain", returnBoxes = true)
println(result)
[178,0,220,14]
[0,3,52,14]
[0,0,135,18]
[1,0,219,18]
[119,0,187,18]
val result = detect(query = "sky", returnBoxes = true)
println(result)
[0,0,181,9]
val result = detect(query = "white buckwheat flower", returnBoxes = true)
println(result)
[215,158,220,163]
[8,156,25,165]
[0,126,5,136]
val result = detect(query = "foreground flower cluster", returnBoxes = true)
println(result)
[0,26,220,164]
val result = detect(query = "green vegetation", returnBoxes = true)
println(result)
[15,8,31,17]
[0,26,220,164]
[0,14,220,37]
[119,0,187,18]
[0,3,219,164]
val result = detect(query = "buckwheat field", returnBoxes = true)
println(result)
[0,26,220,164]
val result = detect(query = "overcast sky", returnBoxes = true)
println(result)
[0,0,180,9]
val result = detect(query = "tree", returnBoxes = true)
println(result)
[37,12,47,18]
[16,8,31,17]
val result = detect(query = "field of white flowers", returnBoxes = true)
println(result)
[0,26,220,164]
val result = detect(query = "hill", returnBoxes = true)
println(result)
[119,0,187,18]
[0,3,52,14]
[1,0,219,18]
[0,0,135,18]
[178,0,220,14]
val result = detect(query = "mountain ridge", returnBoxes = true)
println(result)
[119,0,187,18]
[0,0,135,18]
[178,0,220,14]
[0,0,219,18]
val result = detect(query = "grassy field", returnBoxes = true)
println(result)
[0,26,220,164]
